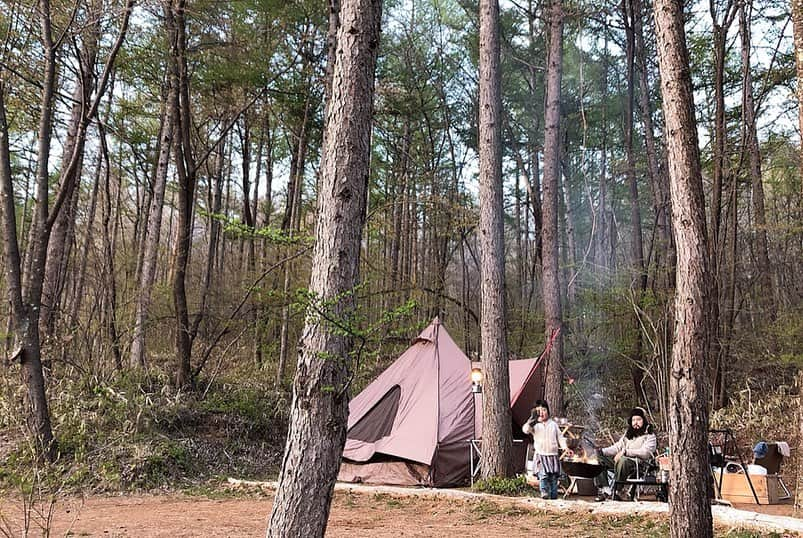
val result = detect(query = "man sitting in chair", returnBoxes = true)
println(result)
[594,407,657,501]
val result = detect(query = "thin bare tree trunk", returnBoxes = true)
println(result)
[634,0,673,287]
[526,0,543,268]
[277,92,312,388]
[391,121,411,289]
[541,0,566,416]
[2,80,55,456]
[708,0,737,402]
[170,0,197,389]
[709,0,737,266]
[654,0,714,534]
[265,0,382,533]
[460,235,473,357]
[239,113,261,365]
[68,149,102,328]
[595,39,611,273]
[261,111,274,258]
[40,0,103,339]
[99,123,122,371]
[717,169,738,408]
[192,139,225,347]
[276,267,292,389]
[515,168,524,309]
[739,2,773,314]
[561,157,577,313]
[623,0,647,400]
[130,77,176,369]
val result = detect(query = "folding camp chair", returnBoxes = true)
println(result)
[614,455,666,502]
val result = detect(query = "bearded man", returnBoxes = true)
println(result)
[593,407,657,501]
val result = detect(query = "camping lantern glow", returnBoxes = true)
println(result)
[470,367,483,393]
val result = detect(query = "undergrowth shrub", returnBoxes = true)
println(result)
[0,368,290,494]
[471,475,536,496]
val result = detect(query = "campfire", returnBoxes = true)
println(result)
[564,452,599,466]
[563,438,600,464]
[561,439,604,478]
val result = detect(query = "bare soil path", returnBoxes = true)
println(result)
[0,481,799,537]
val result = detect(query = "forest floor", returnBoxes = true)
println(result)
[0,480,800,537]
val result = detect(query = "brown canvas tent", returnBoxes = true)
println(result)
[338,318,545,487]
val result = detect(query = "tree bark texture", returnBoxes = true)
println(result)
[797,370,803,510]
[653,0,714,535]
[541,0,565,416]
[794,0,803,507]
[477,0,512,479]
[796,0,803,192]
[265,0,382,535]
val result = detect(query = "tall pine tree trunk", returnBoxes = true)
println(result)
[478,0,512,479]
[654,0,714,534]
[265,0,382,534]
[792,0,803,511]
[541,0,566,416]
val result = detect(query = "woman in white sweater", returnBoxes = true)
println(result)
[522,399,572,499]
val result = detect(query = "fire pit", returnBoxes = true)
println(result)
[562,458,605,479]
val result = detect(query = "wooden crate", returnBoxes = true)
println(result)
[717,473,781,504]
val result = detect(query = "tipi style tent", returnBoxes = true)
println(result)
[338,318,545,487]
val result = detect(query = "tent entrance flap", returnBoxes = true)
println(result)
[348,385,401,443]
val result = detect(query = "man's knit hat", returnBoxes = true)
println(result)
[629,407,647,420]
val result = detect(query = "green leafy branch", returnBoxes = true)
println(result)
[292,285,418,398]
[199,211,313,246]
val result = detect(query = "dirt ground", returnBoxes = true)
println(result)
[0,486,800,537]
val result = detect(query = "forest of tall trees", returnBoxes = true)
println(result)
[0,0,801,534]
